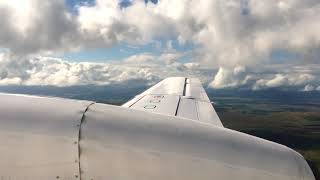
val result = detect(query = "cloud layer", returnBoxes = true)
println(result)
[0,0,319,90]
[1,52,319,91]
[1,0,319,61]
[209,65,320,91]
[0,52,211,86]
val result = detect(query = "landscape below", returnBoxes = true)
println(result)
[0,85,319,179]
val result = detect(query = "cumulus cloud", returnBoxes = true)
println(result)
[0,51,319,90]
[0,0,319,90]
[0,53,159,86]
[207,65,320,90]
[123,51,185,66]
[0,52,211,86]
[124,53,155,64]
[0,0,179,55]
[1,0,319,61]
[209,66,251,89]
[0,0,80,55]
[183,62,200,70]
[302,85,320,92]
[253,73,315,90]
[302,85,316,92]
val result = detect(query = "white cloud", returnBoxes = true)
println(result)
[0,0,80,55]
[183,62,200,70]
[0,0,319,90]
[302,85,315,92]
[0,0,319,63]
[123,51,185,66]
[0,52,320,91]
[159,53,183,65]
[0,52,211,86]
[208,65,319,90]
[0,52,156,86]
[253,73,315,90]
[124,53,155,64]
[209,66,251,89]
[0,77,22,86]
[0,0,176,55]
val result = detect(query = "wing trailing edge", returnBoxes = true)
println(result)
[122,77,223,127]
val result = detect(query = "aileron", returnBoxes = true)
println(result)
[122,77,223,127]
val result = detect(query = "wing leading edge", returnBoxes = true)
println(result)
[122,77,223,127]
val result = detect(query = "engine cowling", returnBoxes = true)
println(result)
[0,94,315,180]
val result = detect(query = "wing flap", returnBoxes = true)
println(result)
[122,77,223,127]
[196,100,222,126]
[176,97,198,120]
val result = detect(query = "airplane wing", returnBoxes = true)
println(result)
[0,77,316,180]
[122,77,223,127]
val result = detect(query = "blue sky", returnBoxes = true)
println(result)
[65,0,96,13]
[62,0,194,63]
[62,39,195,62]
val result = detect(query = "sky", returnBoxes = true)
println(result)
[0,0,319,91]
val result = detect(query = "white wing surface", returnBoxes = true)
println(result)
[122,77,223,127]
[0,82,315,179]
